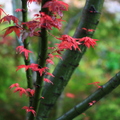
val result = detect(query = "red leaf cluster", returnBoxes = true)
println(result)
[43,0,69,17]
[35,12,63,30]
[10,83,35,97]
[26,88,35,96]
[3,26,22,38]
[16,64,49,76]
[0,15,19,24]
[56,35,81,51]
[79,37,98,48]
[22,106,36,116]
[14,87,26,97]
[16,46,33,60]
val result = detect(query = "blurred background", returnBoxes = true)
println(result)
[0,0,120,120]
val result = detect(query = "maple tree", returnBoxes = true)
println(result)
[0,0,120,120]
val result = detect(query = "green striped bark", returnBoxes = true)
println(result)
[36,0,104,120]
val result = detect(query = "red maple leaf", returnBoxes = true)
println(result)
[66,93,75,98]
[50,16,64,29]
[22,21,39,31]
[44,78,53,84]
[14,87,27,97]
[56,35,81,51]
[43,0,69,17]
[16,64,49,76]
[16,46,33,60]
[15,8,23,12]
[16,65,29,71]
[89,100,96,106]
[28,63,39,71]
[88,82,102,88]
[82,28,95,32]
[9,83,19,89]
[0,7,7,18]
[45,72,55,77]
[22,21,39,37]
[46,59,54,65]
[22,106,36,116]
[16,64,38,71]
[37,67,49,76]
[48,53,62,60]
[0,15,19,24]
[79,37,98,48]
[35,12,63,30]
[26,88,35,96]
[3,25,22,37]
[54,55,62,60]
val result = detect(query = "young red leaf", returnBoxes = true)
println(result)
[3,26,22,37]
[79,37,98,48]
[44,78,53,84]
[16,46,33,60]
[26,88,35,96]
[57,35,81,51]
[45,72,55,77]
[46,59,54,65]
[16,64,38,71]
[88,82,102,88]
[9,83,19,89]
[54,55,62,60]
[89,100,96,106]
[22,106,36,116]
[0,15,19,24]
[28,63,39,71]
[42,0,69,17]
[88,82,100,85]
[35,12,63,30]
[82,28,95,32]
[66,93,75,98]
[17,64,49,76]
[14,87,26,97]
[40,96,44,99]
[16,65,29,71]
[89,102,93,106]
[15,8,23,12]
[38,67,49,76]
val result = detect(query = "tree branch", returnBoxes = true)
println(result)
[57,71,120,120]
[36,0,104,120]
[21,0,33,104]
[28,1,50,120]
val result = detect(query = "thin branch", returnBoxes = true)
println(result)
[28,1,50,120]
[21,0,33,104]
[56,71,120,120]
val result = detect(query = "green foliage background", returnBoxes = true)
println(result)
[0,2,120,120]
